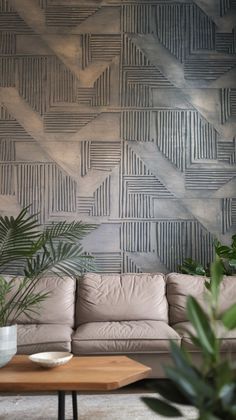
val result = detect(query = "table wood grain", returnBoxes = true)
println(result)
[0,355,151,392]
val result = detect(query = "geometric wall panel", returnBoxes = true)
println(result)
[122,222,151,252]
[78,176,110,217]
[90,252,122,274]
[0,57,15,86]
[222,198,236,233]
[0,106,35,140]
[0,138,15,161]
[38,0,47,9]
[46,6,99,27]
[155,110,218,170]
[221,88,236,123]
[0,8,33,33]
[0,163,15,195]
[220,0,236,16]
[185,168,236,190]
[50,57,78,105]
[16,163,77,223]
[77,67,110,106]
[156,220,215,272]
[0,32,15,53]
[218,139,236,164]
[121,111,153,142]
[18,56,49,115]
[121,66,173,107]
[1,0,236,274]
[153,3,215,62]
[81,34,121,69]
[44,112,99,133]
[123,254,142,274]
[216,31,235,54]
[184,58,236,81]
[81,141,120,176]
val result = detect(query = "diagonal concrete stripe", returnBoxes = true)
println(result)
[182,88,236,140]
[10,0,112,87]
[10,0,81,79]
[0,87,80,179]
[129,141,186,197]
[194,0,236,30]
[0,88,118,193]
[126,252,169,274]
[131,34,186,89]
[132,34,236,140]
[129,141,223,236]
[78,169,114,197]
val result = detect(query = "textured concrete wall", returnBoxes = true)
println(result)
[0,0,236,273]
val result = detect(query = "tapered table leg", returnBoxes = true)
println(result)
[72,391,78,420]
[58,391,65,420]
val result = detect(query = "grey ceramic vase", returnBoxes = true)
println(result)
[0,325,17,368]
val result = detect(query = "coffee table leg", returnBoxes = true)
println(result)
[58,391,65,420]
[72,391,78,420]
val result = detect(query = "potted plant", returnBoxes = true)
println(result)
[178,234,236,276]
[0,206,95,367]
[142,258,236,419]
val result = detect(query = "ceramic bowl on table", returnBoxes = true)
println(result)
[29,352,73,368]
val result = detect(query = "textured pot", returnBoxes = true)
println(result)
[0,325,17,368]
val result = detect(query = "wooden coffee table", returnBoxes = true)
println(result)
[0,355,151,420]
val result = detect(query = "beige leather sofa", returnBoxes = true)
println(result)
[16,273,236,378]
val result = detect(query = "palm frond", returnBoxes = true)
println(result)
[0,206,96,326]
[0,207,40,268]
[42,221,96,243]
[24,241,94,279]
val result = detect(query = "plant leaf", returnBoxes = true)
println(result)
[24,242,94,279]
[229,259,236,269]
[165,365,213,401]
[178,258,206,276]
[221,303,236,330]
[209,258,224,306]
[0,207,40,268]
[169,341,192,371]
[42,221,96,244]
[231,234,236,249]
[147,379,192,405]
[187,296,216,355]
[0,205,96,325]
[141,397,182,417]
[219,383,236,408]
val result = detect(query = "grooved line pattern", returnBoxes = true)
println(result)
[0,0,235,273]
[156,221,215,271]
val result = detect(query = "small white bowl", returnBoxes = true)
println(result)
[29,352,73,368]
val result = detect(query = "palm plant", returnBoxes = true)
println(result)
[142,259,236,419]
[0,206,96,327]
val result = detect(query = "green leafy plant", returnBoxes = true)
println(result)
[0,206,96,327]
[214,235,236,275]
[177,258,207,276]
[142,258,236,419]
[178,234,236,276]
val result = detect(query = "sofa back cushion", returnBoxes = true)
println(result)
[5,276,76,326]
[166,273,236,325]
[76,272,168,325]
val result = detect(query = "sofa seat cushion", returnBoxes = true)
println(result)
[174,322,236,352]
[17,324,73,354]
[76,273,168,325]
[72,320,181,354]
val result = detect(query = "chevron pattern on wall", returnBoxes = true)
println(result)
[0,0,236,273]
